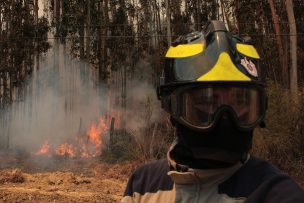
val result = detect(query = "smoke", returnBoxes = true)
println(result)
[3,44,106,152]
[0,42,163,154]
[126,80,162,133]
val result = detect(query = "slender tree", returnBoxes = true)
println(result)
[165,0,171,46]
[268,0,287,84]
[86,0,91,60]
[102,0,109,79]
[286,0,298,102]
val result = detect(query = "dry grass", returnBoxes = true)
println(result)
[0,169,25,184]
[0,160,134,203]
[252,81,304,186]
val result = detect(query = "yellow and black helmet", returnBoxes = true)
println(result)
[158,21,267,131]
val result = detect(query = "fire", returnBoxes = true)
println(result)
[79,140,89,158]
[33,116,109,158]
[56,143,76,158]
[82,117,109,157]
[34,140,50,156]
[87,117,108,146]
[87,123,102,147]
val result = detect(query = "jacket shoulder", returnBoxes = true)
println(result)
[123,159,174,196]
[246,173,304,203]
[219,156,281,197]
[220,156,304,201]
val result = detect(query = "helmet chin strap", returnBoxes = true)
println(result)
[172,117,253,169]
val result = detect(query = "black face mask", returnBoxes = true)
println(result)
[171,116,253,169]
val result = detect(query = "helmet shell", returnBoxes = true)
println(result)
[161,21,264,93]
[158,21,266,116]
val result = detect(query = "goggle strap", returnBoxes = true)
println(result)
[259,120,266,128]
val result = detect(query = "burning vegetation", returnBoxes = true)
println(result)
[33,117,109,158]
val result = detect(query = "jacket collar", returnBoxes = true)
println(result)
[167,142,249,185]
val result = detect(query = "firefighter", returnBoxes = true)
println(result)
[121,21,304,203]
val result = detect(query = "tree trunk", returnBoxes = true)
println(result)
[86,0,91,60]
[165,0,171,46]
[220,0,226,23]
[79,26,85,59]
[54,0,57,20]
[98,1,103,80]
[54,0,60,37]
[35,0,39,22]
[102,0,109,79]
[220,0,232,31]
[0,3,2,42]
[196,1,202,31]
[211,0,218,20]
[156,0,161,43]
[268,0,287,85]
[285,0,298,102]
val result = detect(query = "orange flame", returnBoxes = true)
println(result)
[87,123,102,147]
[87,117,108,146]
[34,140,51,156]
[33,116,109,158]
[55,143,76,158]
[84,117,109,157]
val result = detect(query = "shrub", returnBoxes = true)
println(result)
[252,80,304,185]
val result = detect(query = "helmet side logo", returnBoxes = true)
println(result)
[241,58,258,77]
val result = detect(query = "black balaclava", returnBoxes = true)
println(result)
[170,115,253,170]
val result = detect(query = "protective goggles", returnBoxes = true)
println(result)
[169,83,267,131]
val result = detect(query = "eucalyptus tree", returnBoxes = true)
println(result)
[268,0,287,83]
[0,0,49,108]
[47,0,304,100]
[286,0,298,102]
[0,0,50,148]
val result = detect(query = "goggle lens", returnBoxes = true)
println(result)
[179,86,264,128]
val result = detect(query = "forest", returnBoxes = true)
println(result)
[0,0,304,202]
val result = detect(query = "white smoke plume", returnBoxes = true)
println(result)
[0,42,163,155]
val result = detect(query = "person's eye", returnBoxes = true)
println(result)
[201,94,216,105]
[236,93,249,105]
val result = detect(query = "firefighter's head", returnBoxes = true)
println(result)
[157,21,267,168]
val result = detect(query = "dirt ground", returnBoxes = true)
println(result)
[0,153,139,203]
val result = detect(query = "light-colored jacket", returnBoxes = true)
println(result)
[122,147,304,203]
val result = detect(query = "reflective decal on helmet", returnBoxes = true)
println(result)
[241,58,258,77]
[197,52,251,81]
[236,44,260,59]
[165,44,204,58]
